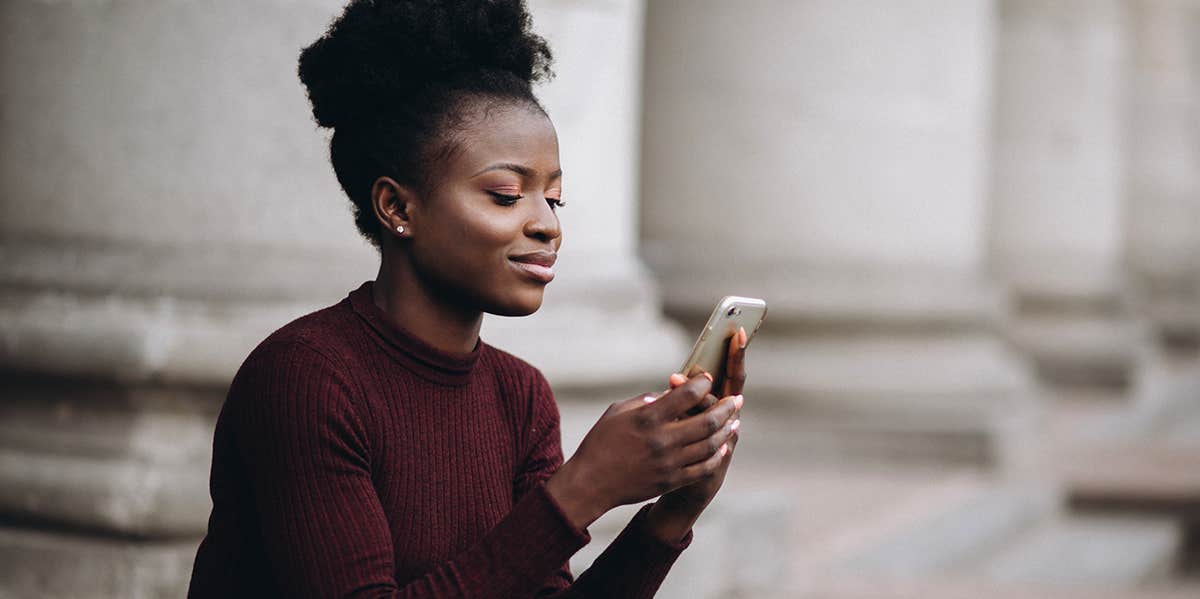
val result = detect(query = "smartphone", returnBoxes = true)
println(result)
[680,296,767,397]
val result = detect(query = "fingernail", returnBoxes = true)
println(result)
[701,371,714,382]
[643,394,657,403]
[731,419,741,432]
[734,394,744,409]
[719,443,729,456]
[669,373,687,386]
[739,327,748,349]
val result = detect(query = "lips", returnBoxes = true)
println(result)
[509,250,556,283]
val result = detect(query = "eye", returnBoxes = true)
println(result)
[486,191,522,206]
[547,198,567,209]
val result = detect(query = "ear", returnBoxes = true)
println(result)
[371,176,420,239]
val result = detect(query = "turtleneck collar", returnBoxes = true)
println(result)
[347,280,482,386]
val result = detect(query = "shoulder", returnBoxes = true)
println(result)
[241,296,360,373]
[226,298,363,413]
[478,342,553,398]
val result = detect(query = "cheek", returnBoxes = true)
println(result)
[456,211,516,249]
[429,208,521,271]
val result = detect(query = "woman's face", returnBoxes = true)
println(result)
[404,103,564,317]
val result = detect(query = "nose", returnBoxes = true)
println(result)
[523,196,561,243]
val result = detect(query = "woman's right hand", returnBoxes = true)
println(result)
[545,373,742,530]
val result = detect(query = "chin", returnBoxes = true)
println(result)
[484,288,546,317]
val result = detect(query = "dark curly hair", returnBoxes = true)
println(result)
[298,0,554,249]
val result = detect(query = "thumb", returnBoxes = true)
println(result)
[608,391,664,416]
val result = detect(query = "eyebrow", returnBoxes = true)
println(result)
[471,163,562,180]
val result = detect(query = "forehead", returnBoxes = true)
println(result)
[447,103,560,177]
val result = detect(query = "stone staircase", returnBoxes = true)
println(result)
[569,458,1188,598]
[787,477,1183,596]
[558,419,1189,598]
[1054,362,1200,522]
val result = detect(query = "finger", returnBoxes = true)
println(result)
[676,441,729,485]
[723,328,748,397]
[668,393,742,446]
[646,372,713,421]
[668,372,687,389]
[673,417,736,467]
[641,391,666,404]
[608,391,663,416]
[684,392,720,417]
[729,399,743,422]
[722,331,737,396]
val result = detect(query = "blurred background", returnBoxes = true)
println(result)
[1,0,1198,597]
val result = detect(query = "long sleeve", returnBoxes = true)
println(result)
[516,374,692,599]
[209,340,591,599]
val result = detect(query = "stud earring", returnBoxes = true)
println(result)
[396,225,405,234]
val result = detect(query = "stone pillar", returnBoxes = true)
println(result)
[485,0,688,393]
[640,0,1036,469]
[989,0,1151,388]
[0,1,681,597]
[1125,0,1200,350]
[1122,0,1200,441]
[0,4,369,597]
[1050,0,1200,531]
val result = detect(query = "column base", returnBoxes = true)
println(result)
[0,237,375,385]
[647,258,1039,470]
[0,524,198,599]
[0,378,216,538]
[1131,264,1200,352]
[999,253,1154,390]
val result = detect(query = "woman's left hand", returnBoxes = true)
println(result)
[645,327,747,544]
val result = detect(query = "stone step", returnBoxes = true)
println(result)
[570,489,794,599]
[1060,443,1200,519]
[1160,408,1200,443]
[719,334,1039,469]
[0,525,198,599]
[0,392,215,538]
[1007,312,1148,388]
[1130,358,1200,442]
[826,486,1047,578]
[748,335,1031,405]
[972,514,1181,586]
[764,579,1200,599]
[741,409,1036,469]
[817,481,1184,589]
[1050,361,1200,519]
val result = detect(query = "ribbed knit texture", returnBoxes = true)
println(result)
[188,280,691,598]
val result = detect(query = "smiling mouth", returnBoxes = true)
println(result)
[510,260,555,283]
[508,251,556,284]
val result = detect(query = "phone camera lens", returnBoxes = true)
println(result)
[727,306,741,317]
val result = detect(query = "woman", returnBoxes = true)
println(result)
[188,1,745,597]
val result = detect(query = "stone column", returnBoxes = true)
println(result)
[989,0,1151,388]
[486,0,688,393]
[1051,0,1200,532]
[0,4,369,597]
[0,1,682,597]
[1125,0,1200,350]
[640,0,1036,468]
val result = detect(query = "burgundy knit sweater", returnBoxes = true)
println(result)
[188,281,690,598]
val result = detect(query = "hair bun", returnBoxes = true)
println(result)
[298,0,553,129]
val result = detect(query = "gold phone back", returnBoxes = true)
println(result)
[679,296,767,385]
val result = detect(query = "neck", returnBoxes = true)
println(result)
[373,250,483,355]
